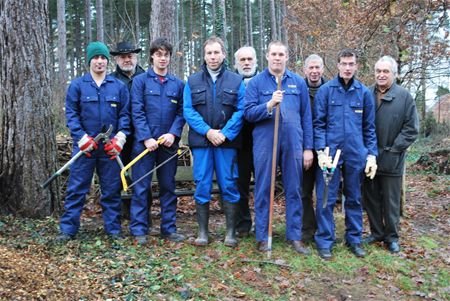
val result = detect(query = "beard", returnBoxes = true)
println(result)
[119,64,136,73]
[237,64,257,77]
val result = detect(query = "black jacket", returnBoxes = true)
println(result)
[110,65,145,91]
[369,83,419,176]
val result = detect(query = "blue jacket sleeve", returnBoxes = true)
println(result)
[244,78,273,123]
[183,83,211,136]
[362,88,378,157]
[117,84,131,137]
[313,85,328,151]
[299,80,313,150]
[131,76,152,142]
[221,81,245,141]
[168,80,186,138]
[65,80,85,141]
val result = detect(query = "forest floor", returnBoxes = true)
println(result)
[0,136,449,300]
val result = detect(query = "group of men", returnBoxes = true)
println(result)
[57,36,419,260]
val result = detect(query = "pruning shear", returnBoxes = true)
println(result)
[321,147,341,209]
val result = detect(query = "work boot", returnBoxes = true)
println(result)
[287,240,311,255]
[346,242,367,258]
[194,202,209,246]
[223,201,238,248]
[54,233,74,243]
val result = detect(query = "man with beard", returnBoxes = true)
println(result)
[233,46,259,237]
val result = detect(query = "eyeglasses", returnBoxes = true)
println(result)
[339,62,356,67]
[153,52,170,58]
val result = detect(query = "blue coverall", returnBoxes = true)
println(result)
[129,69,185,236]
[62,73,131,236]
[244,68,313,242]
[183,64,245,204]
[313,76,377,249]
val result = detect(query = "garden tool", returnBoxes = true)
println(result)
[322,148,341,208]
[41,125,113,189]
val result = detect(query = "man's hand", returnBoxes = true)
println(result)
[104,131,126,160]
[206,129,226,147]
[144,138,159,152]
[78,134,98,157]
[365,155,377,179]
[158,133,175,148]
[303,150,314,170]
[267,90,284,112]
[317,150,332,169]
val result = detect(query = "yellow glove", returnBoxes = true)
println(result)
[317,150,332,169]
[365,155,377,179]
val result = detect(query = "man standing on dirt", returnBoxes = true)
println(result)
[362,55,419,253]
[301,54,327,243]
[234,46,259,238]
[110,41,147,220]
[129,38,185,245]
[56,41,131,242]
[244,41,313,255]
[313,49,377,259]
[184,36,245,248]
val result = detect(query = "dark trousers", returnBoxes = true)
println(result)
[235,143,253,233]
[363,175,402,243]
[301,155,317,241]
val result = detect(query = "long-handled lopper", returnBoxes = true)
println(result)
[267,76,282,258]
[41,125,113,189]
[321,147,341,208]
[124,147,189,192]
[101,127,131,186]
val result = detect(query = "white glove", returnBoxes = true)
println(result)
[104,131,126,158]
[78,134,98,153]
[365,155,377,179]
[317,150,332,169]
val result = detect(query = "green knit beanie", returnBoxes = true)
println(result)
[86,41,110,64]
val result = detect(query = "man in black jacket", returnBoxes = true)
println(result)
[363,55,419,253]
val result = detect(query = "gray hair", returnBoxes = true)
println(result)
[304,54,324,68]
[234,46,257,65]
[375,55,398,76]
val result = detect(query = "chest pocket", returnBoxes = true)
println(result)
[350,99,364,120]
[80,95,99,103]
[166,90,180,105]
[106,95,120,107]
[261,90,274,103]
[191,87,206,106]
[222,88,238,107]
[145,89,161,97]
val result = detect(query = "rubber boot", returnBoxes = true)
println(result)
[194,202,209,246]
[223,201,238,247]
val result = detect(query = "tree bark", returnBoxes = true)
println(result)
[247,0,253,46]
[57,0,67,84]
[149,0,176,48]
[96,0,104,42]
[259,0,265,67]
[269,0,277,40]
[135,0,140,44]
[0,0,60,217]
[85,0,92,44]
[220,0,227,50]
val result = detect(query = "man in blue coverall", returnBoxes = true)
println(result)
[313,49,378,259]
[184,36,245,248]
[244,41,314,254]
[56,41,131,241]
[130,38,185,244]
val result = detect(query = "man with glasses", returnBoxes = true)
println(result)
[129,38,185,244]
[313,49,377,259]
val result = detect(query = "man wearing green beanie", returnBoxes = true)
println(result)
[56,41,131,242]
[86,41,110,64]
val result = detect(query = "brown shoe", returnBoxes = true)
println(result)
[287,240,311,255]
[257,241,270,252]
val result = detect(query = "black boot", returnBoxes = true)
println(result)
[223,201,238,247]
[194,202,209,246]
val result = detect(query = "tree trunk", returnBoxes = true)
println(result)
[57,0,67,84]
[0,0,60,217]
[211,0,216,36]
[96,0,104,42]
[259,0,265,68]
[244,0,249,44]
[247,0,253,46]
[135,0,140,44]
[269,0,277,40]
[220,0,227,50]
[85,0,92,45]
[149,0,176,48]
